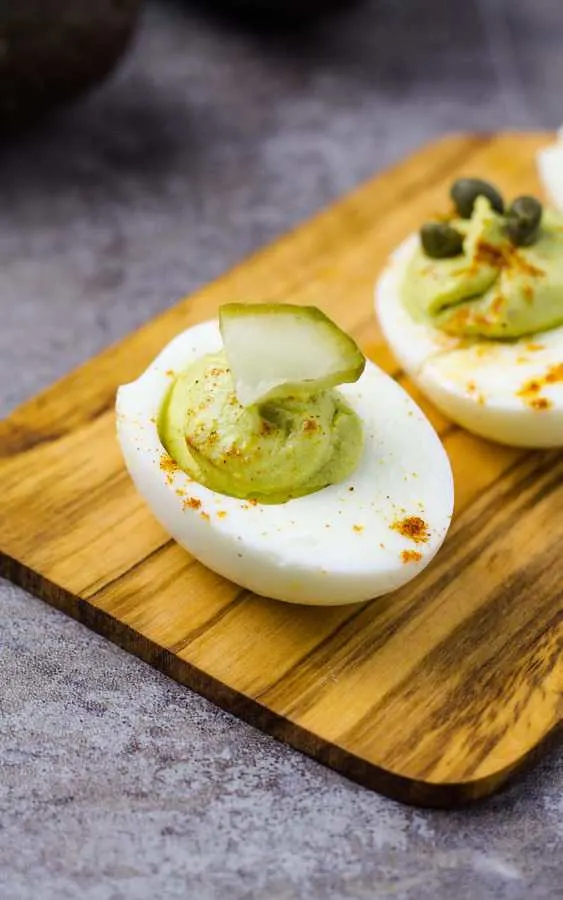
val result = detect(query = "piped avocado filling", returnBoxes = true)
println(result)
[403,185,563,340]
[159,351,363,504]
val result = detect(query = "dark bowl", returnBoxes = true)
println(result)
[0,0,142,128]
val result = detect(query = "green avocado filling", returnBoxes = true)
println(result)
[403,196,563,339]
[158,351,363,504]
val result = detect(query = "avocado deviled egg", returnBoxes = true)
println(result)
[537,127,563,212]
[117,304,453,606]
[376,178,563,447]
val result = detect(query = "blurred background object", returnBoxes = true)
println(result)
[187,0,356,26]
[0,0,142,127]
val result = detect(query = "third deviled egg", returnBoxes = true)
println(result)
[537,127,563,212]
[376,178,563,447]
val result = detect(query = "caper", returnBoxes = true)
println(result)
[420,222,464,259]
[450,178,504,218]
[505,195,542,247]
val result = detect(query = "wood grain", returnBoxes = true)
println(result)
[1,132,562,808]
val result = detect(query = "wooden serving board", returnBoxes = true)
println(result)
[2,133,562,808]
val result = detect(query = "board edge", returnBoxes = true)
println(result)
[2,549,559,809]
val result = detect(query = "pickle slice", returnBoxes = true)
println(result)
[219,303,365,407]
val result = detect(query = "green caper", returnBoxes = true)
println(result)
[420,222,464,259]
[506,195,542,247]
[450,178,504,218]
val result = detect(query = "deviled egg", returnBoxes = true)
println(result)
[117,304,453,606]
[376,179,563,447]
[537,127,563,212]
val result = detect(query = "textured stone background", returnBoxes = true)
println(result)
[1,2,562,898]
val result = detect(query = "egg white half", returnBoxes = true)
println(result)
[537,127,563,212]
[116,319,454,606]
[376,236,563,448]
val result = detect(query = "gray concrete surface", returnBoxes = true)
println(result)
[1,1,562,897]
